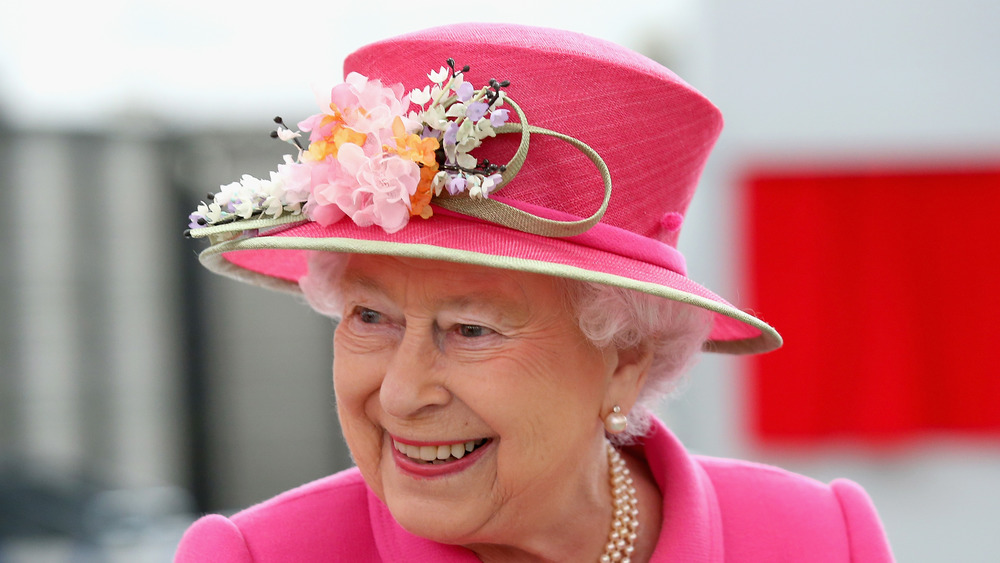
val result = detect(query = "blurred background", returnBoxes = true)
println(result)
[1,0,997,561]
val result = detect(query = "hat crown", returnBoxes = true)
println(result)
[345,23,723,249]
[190,24,780,354]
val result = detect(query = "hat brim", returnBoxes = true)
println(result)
[194,213,781,355]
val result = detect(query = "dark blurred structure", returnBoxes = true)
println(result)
[0,122,352,560]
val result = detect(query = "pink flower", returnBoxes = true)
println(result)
[309,143,419,233]
[298,73,419,159]
[308,199,347,226]
[330,72,414,137]
[298,113,337,143]
[307,158,348,226]
[272,156,312,204]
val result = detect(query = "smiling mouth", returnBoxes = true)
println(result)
[392,438,490,464]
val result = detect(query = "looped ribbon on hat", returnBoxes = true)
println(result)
[431,97,612,238]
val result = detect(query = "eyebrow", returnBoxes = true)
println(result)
[439,294,511,318]
[339,272,386,295]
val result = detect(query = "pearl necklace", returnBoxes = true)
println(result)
[600,441,639,563]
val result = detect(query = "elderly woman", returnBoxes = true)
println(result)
[176,24,892,562]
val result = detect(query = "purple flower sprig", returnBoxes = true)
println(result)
[414,60,515,201]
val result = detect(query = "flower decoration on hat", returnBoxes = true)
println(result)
[187,59,511,235]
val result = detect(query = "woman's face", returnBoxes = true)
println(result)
[332,255,616,545]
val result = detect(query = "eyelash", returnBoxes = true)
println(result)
[456,324,492,338]
[349,306,496,341]
[357,308,382,324]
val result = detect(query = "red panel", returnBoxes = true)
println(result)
[744,166,1000,443]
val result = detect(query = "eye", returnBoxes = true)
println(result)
[357,308,382,324]
[457,324,493,338]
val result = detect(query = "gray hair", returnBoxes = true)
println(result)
[298,252,712,444]
[565,279,712,443]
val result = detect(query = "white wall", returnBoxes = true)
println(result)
[664,2,1000,561]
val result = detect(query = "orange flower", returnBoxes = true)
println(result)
[336,126,367,148]
[302,114,367,162]
[386,116,439,167]
[410,163,438,219]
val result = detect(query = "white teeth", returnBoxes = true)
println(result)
[392,438,485,462]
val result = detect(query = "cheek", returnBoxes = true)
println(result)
[493,342,606,401]
[332,343,386,478]
[333,329,388,410]
[479,348,607,440]
[476,354,606,499]
[332,345,363,416]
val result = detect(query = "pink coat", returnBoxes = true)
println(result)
[176,418,893,562]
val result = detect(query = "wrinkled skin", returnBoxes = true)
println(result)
[332,255,656,562]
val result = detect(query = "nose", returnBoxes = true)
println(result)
[378,323,451,418]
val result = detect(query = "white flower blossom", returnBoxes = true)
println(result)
[428,67,449,84]
[276,128,300,142]
[422,105,447,130]
[457,135,479,153]
[204,202,224,223]
[262,195,284,217]
[409,86,431,106]
[432,171,450,196]
[457,152,477,169]
[467,175,483,198]
[444,143,458,166]
[475,118,496,140]
[481,174,501,195]
[214,181,240,205]
[233,198,255,219]
[457,118,474,137]
[239,174,263,193]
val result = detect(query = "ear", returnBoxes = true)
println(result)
[601,340,655,415]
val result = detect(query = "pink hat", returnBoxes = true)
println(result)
[187,23,781,354]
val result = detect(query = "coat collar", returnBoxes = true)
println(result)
[641,416,724,561]
[366,416,723,562]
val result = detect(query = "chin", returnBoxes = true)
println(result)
[384,493,491,545]
[376,442,499,545]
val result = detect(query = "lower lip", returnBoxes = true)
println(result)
[390,439,493,479]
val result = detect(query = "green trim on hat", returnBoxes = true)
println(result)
[197,234,782,355]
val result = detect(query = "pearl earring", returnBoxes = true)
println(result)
[604,405,628,434]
